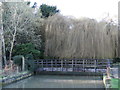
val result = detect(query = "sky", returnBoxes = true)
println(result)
[26,0,119,21]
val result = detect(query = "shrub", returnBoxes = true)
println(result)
[13,55,23,66]
[113,58,120,63]
[25,59,38,71]
[13,43,41,59]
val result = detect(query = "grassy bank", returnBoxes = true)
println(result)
[110,78,120,89]
[0,71,33,86]
[111,63,120,89]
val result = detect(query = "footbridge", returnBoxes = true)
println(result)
[33,59,112,74]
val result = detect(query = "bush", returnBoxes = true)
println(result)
[13,55,37,71]
[25,59,38,71]
[13,55,23,66]
[113,58,120,63]
[25,54,34,60]
[13,43,41,59]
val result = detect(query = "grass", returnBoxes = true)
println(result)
[110,78,120,89]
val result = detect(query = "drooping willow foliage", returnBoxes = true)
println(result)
[45,14,118,59]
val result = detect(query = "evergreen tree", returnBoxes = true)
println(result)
[40,4,59,18]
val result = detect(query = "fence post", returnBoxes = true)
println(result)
[61,60,63,71]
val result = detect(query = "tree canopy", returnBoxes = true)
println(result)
[2,2,43,61]
[40,4,60,18]
[45,15,118,59]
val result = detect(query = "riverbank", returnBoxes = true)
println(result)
[0,71,33,87]
[103,75,111,88]
[110,78,120,88]
[103,63,120,89]
[103,76,120,89]
[110,63,120,89]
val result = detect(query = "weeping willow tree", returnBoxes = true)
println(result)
[45,14,118,59]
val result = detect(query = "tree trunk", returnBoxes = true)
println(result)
[0,3,7,66]
[9,4,17,61]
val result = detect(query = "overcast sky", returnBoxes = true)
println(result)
[26,0,119,21]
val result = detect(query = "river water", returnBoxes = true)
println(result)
[3,75,104,88]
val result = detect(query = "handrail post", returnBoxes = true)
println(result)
[106,59,111,78]
[75,59,76,71]
[72,60,73,71]
[51,60,53,71]
[46,60,47,69]
[83,60,84,72]
[85,60,86,72]
[61,60,63,71]
[94,60,96,72]
[42,60,43,71]
[66,60,68,71]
